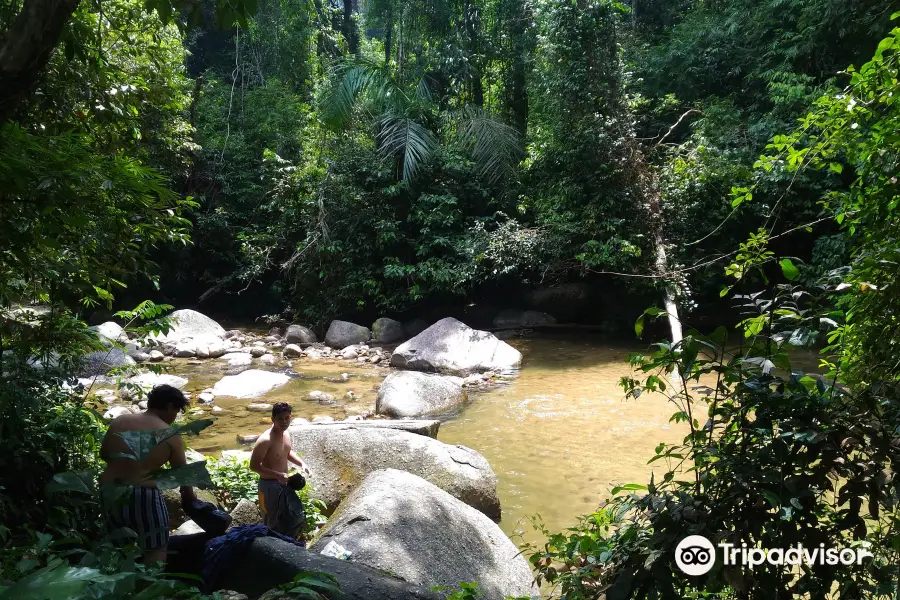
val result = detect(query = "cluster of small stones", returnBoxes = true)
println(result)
[282,341,390,367]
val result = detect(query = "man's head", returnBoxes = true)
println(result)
[272,402,292,431]
[146,384,189,424]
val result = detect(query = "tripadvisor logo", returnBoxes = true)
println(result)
[675,535,874,576]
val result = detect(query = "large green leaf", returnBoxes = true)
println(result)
[0,565,98,600]
[116,419,214,460]
[150,460,215,490]
[45,470,97,498]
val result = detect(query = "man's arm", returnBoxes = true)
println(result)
[250,437,287,483]
[168,434,198,505]
[288,450,307,472]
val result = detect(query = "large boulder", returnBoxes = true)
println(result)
[217,537,442,600]
[289,426,500,519]
[80,348,135,376]
[324,321,370,349]
[311,470,536,600]
[290,420,441,438]
[90,321,126,346]
[285,325,318,346]
[219,352,253,367]
[390,318,521,376]
[153,309,226,343]
[371,318,404,343]
[493,309,557,329]
[196,336,229,359]
[376,371,466,418]
[212,370,291,398]
[229,499,262,527]
[128,372,188,390]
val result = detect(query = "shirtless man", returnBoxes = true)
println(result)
[99,384,197,564]
[250,402,308,534]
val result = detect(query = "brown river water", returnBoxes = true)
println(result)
[167,334,693,548]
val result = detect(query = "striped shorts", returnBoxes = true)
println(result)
[106,486,170,551]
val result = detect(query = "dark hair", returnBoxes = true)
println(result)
[147,384,189,413]
[272,402,292,418]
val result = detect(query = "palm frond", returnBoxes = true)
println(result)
[376,114,439,182]
[452,105,523,183]
[319,58,405,130]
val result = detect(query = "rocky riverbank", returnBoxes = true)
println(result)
[77,308,542,600]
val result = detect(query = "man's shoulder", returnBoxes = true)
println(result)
[255,428,274,444]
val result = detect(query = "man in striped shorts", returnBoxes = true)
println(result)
[99,384,198,564]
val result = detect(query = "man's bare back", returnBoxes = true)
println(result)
[99,412,183,487]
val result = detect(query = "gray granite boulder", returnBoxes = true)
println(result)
[217,537,442,600]
[324,321,370,349]
[372,317,404,343]
[390,318,521,376]
[311,470,536,600]
[212,370,290,398]
[376,371,466,418]
[289,426,500,519]
[285,324,318,345]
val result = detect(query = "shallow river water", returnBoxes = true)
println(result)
[175,333,688,548]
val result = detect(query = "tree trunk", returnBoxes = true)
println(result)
[342,0,358,55]
[0,0,82,123]
[384,21,392,64]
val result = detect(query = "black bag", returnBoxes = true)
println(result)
[183,499,232,536]
[287,473,306,491]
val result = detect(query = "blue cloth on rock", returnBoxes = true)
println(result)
[201,524,305,592]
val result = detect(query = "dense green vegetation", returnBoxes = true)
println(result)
[2,0,900,597]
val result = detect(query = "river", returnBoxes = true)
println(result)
[177,332,689,548]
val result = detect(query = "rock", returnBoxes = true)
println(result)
[212,406,223,414]
[258,354,278,366]
[212,370,290,398]
[311,470,535,600]
[247,403,273,413]
[345,391,357,400]
[185,449,206,463]
[174,341,197,358]
[173,520,205,536]
[162,488,220,529]
[138,400,148,410]
[285,325,318,346]
[103,406,132,421]
[222,450,253,462]
[129,372,189,390]
[153,309,226,343]
[340,347,358,360]
[198,392,215,404]
[312,415,334,424]
[290,419,440,438]
[368,355,381,364]
[403,318,430,338]
[463,373,485,386]
[129,351,150,363]
[212,592,247,600]
[216,538,443,600]
[306,390,336,404]
[390,318,522,376]
[224,330,241,339]
[371,318,404,343]
[80,349,135,376]
[163,356,175,362]
[161,343,176,356]
[289,427,500,519]
[249,347,267,358]
[229,499,262,527]
[219,353,253,367]
[196,336,228,359]
[237,433,260,444]
[267,326,283,337]
[524,283,593,322]
[376,371,466,418]
[224,346,244,353]
[264,335,279,343]
[148,350,164,362]
[282,344,303,358]
[493,309,557,328]
[324,321,370,349]
[90,321,126,345]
